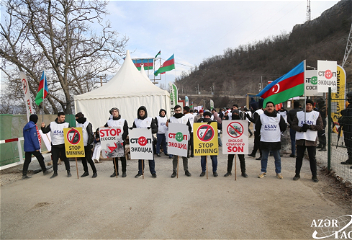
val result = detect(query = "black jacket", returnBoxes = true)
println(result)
[255,110,287,150]
[132,106,158,134]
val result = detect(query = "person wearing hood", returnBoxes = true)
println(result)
[41,112,71,178]
[244,107,253,138]
[22,114,51,179]
[247,99,264,160]
[197,110,220,177]
[75,112,97,178]
[155,109,168,157]
[183,106,195,158]
[287,101,302,158]
[104,107,129,178]
[132,106,158,178]
[291,99,323,182]
[338,92,352,167]
[255,101,287,179]
[166,105,192,178]
[316,98,327,151]
[224,110,248,178]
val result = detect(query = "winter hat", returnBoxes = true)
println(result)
[29,114,38,124]
[306,99,314,106]
[75,112,84,118]
[199,110,204,113]
[203,111,212,117]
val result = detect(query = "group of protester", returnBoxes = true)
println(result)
[22,91,352,182]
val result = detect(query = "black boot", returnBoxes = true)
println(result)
[50,172,58,179]
[341,157,352,165]
[67,170,72,177]
[240,159,248,178]
[81,172,89,177]
[318,145,326,151]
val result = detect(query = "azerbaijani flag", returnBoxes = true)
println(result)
[155,50,161,58]
[132,59,154,70]
[154,54,175,76]
[257,61,305,107]
[35,71,49,106]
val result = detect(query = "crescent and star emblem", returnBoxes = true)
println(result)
[272,83,280,93]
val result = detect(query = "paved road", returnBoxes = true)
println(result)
[0,142,350,239]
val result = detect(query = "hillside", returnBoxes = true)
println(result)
[175,0,352,107]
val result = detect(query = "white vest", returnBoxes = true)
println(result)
[279,111,288,123]
[50,121,69,145]
[169,115,189,125]
[260,113,281,142]
[183,113,194,132]
[156,116,168,134]
[295,111,319,141]
[253,109,264,131]
[134,117,152,128]
[107,118,126,128]
[76,121,89,146]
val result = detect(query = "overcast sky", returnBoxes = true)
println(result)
[106,0,340,87]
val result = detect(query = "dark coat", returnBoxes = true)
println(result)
[23,121,40,152]
[291,111,323,146]
[255,110,287,150]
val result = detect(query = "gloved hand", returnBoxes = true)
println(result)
[301,124,309,132]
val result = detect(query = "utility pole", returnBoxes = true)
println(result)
[306,0,311,22]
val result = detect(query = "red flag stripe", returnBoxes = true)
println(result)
[261,72,304,99]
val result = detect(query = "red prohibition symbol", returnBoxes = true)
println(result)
[67,128,80,145]
[196,124,215,142]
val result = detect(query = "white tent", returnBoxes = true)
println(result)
[74,50,170,129]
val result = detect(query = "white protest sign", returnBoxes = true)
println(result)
[167,123,189,157]
[305,70,323,96]
[317,60,337,93]
[99,127,124,158]
[222,120,249,154]
[129,128,153,160]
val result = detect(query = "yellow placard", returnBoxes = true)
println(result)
[193,122,218,156]
[63,127,85,158]
[331,66,346,135]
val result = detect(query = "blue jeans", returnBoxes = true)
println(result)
[261,149,281,173]
[156,133,167,154]
[201,156,218,173]
[290,128,296,155]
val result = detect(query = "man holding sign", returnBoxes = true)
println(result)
[41,112,71,178]
[196,111,220,177]
[75,112,97,178]
[132,106,158,178]
[103,108,129,178]
[167,105,192,178]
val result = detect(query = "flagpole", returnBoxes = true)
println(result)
[42,71,45,122]
[304,60,307,122]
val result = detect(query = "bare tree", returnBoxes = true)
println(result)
[1,0,128,114]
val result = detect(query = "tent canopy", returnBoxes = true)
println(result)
[74,50,170,129]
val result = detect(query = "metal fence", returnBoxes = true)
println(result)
[319,88,352,184]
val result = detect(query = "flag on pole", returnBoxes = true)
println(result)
[132,59,153,70]
[155,50,161,58]
[257,61,305,107]
[154,54,175,76]
[35,71,49,106]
